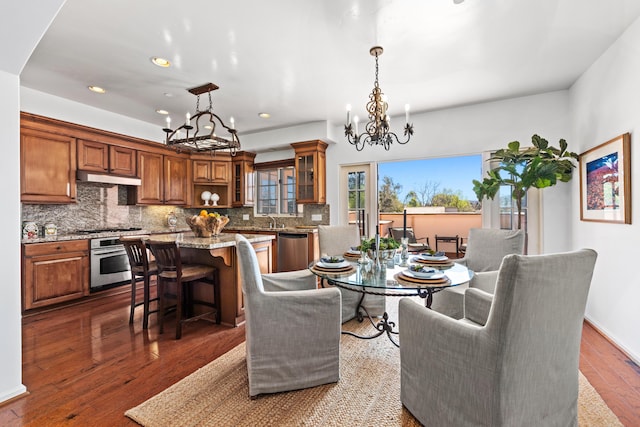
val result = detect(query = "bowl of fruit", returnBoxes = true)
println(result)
[186,210,230,237]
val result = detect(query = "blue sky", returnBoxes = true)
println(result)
[378,155,482,202]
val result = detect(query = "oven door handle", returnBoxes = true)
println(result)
[92,248,126,256]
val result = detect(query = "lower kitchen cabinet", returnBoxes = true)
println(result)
[22,240,90,311]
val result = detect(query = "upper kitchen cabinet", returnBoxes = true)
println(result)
[192,157,230,183]
[292,140,327,204]
[110,145,137,176]
[136,150,190,205]
[232,151,256,207]
[77,139,137,177]
[191,153,232,208]
[21,127,77,204]
[164,154,190,205]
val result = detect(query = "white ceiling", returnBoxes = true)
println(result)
[19,0,640,139]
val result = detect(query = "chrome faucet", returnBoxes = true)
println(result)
[265,215,277,229]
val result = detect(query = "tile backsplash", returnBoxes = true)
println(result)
[21,182,329,235]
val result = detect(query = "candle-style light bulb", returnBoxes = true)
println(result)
[346,104,352,126]
[186,112,191,126]
[405,104,410,124]
[230,117,235,129]
[354,115,359,135]
[166,116,171,128]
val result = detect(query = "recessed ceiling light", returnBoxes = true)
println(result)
[151,57,171,68]
[156,109,169,115]
[88,86,106,94]
[258,112,271,119]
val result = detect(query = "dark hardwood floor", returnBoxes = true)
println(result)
[1,283,639,426]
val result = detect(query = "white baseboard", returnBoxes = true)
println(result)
[0,384,28,405]
[584,315,640,367]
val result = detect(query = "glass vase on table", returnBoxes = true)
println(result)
[400,237,409,267]
[358,236,370,265]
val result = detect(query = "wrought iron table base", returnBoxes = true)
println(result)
[324,278,439,348]
[345,293,400,347]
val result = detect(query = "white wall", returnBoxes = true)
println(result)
[0,70,27,402]
[570,15,640,363]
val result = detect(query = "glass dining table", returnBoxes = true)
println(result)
[309,258,474,347]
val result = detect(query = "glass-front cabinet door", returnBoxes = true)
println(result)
[297,153,314,201]
[292,140,327,204]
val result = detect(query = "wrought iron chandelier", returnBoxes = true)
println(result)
[344,46,413,151]
[163,82,240,155]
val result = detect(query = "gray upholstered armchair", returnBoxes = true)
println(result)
[430,228,525,319]
[318,224,385,322]
[399,249,597,426]
[235,234,342,398]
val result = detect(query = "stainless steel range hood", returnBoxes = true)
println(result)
[77,171,141,186]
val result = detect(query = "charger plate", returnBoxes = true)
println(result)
[311,264,357,275]
[412,257,454,268]
[343,251,361,261]
[394,272,451,287]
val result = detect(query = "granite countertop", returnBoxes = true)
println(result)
[22,225,317,244]
[22,227,284,244]
[225,225,318,233]
[141,232,274,250]
[21,228,161,244]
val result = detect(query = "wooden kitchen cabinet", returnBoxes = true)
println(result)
[109,145,137,176]
[192,158,230,183]
[77,139,108,172]
[164,154,190,205]
[136,151,164,204]
[232,151,256,207]
[191,154,232,208]
[292,140,327,204]
[20,127,77,204]
[22,240,89,311]
[136,151,189,205]
[77,140,137,176]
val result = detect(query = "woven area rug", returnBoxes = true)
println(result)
[126,300,621,427]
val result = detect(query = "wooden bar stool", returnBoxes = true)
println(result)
[120,236,159,329]
[146,240,220,339]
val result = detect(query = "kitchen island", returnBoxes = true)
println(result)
[146,232,275,327]
[22,230,274,327]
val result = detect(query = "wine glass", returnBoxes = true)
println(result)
[201,190,212,206]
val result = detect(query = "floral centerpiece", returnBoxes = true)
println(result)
[186,210,229,237]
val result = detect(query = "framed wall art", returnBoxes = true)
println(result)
[579,132,631,224]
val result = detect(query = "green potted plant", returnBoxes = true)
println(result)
[473,134,579,230]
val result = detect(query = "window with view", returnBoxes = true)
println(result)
[377,155,482,213]
[256,167,296,215]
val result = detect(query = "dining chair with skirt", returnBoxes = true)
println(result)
[430,228,525,319]
[399,249,598,426]
[318,224,385,322]
[235,234,341,398]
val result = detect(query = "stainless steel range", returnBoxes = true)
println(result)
[78,228,142,291]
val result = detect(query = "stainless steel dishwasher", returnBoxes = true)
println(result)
[277,232,309,272]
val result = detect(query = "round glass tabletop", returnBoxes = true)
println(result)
[309,258,473,297]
